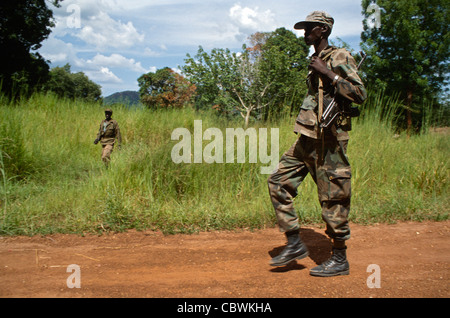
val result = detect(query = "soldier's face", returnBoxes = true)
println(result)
[105,112,112,120]
[304,23,322,45]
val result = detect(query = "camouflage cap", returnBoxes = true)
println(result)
[104,108,113,113]
[294,11,334,31]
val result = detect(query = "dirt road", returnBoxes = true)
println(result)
[0,221,448,298]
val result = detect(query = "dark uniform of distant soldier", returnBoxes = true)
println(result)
[268,11,367,276]
[94,109,122,167]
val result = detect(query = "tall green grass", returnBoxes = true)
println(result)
[0,91,448,235]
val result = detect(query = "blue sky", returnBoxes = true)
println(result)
[38,0,366,97]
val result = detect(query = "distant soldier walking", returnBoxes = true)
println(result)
[268,11,367,276]
[94,109,122,167]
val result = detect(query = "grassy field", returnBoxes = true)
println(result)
[0,92,448,235]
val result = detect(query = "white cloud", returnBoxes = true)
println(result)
[86,54,148,73]
[39,36,81,66]
[143,46,167,57]
[228,4,277,41]
[76,11,144,50]
[85,67,122,84]
[47,0,144,51]
[229,4,275,30]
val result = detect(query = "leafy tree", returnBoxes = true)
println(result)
[44,64,73,98]
[44,64,102,102]
[361,0,450,131]
[0,0,62,96]
[248,28,310,119]
[184,45,269,127]
[71,72,102,103]
[138,67,196,109]
[182,28,310,126]
[183,46,240,114]
[233,46,277,127]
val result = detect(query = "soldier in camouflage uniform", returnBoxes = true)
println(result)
[94,109,122,167]
[268,11,367,276]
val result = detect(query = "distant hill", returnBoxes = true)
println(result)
[104,91,141,106]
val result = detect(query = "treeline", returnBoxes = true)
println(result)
[138,0,449,130]
[43,64,102,103]
[360,0,449,130]
[1,1,448,131]
[138,28,310,128]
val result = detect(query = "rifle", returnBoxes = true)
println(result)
[319,51,366,129]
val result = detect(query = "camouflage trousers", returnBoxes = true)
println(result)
[268,134,351,241]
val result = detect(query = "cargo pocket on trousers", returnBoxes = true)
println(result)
[324,167,351,201]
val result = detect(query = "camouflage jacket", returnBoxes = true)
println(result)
[96,119,122,146]
[294,46,367,140]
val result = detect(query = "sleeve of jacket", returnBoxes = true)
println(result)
[96,120,104,140]
[332,49,367,105]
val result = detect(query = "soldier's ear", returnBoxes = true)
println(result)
[321,25,331,38]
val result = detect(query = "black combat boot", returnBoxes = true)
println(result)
[270,230,309,266]
[309,247,349,277]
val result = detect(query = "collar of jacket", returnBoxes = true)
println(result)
[103,119,114,125]
[317,45,337,61]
